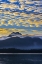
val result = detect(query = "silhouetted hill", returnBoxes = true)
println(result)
[0,48,42,53]
[0,36,42,50]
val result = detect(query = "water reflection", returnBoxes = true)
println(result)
[0,54,42,64]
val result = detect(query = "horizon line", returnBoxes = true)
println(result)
[0,53,42,55]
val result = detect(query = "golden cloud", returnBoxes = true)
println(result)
[0,0,42,27]
[0,28,42,37]
[0,17,42,27]
[0,28,28,36]
[8,0,17,2]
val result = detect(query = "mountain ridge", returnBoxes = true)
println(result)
[0,32,42,40]
[0,35,42,49]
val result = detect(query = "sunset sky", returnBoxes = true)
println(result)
[0,0,42,36]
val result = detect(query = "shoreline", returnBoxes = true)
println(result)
[0,53,42,54]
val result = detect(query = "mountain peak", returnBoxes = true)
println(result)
[8,32,22,37]
[11,32,22,35]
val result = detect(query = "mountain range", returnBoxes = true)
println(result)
[0,32,42,40]
[0,32,42,50]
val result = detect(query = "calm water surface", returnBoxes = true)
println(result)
[0,54,42,64]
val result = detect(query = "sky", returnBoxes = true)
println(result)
[0,0,42,36]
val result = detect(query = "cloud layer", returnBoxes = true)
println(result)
[0,0,42,27]
[0,28,42,37]
[0,0,42,35]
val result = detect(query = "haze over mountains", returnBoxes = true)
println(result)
[0,32,42,50]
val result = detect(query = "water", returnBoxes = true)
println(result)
[0,54,42,64]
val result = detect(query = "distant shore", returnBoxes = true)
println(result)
[0,53,42,54]
[0,48,42,53]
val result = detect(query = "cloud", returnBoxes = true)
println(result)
[8,0,17,3]
[0,28,11,37]
[0,28,42,37]
[1,3,19,9]
[0,28,28,36]
[0,0,42,36]
[0,2,42,27]
[0,16,42,27]
[31,30,42,35]
[8,20,14,26]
